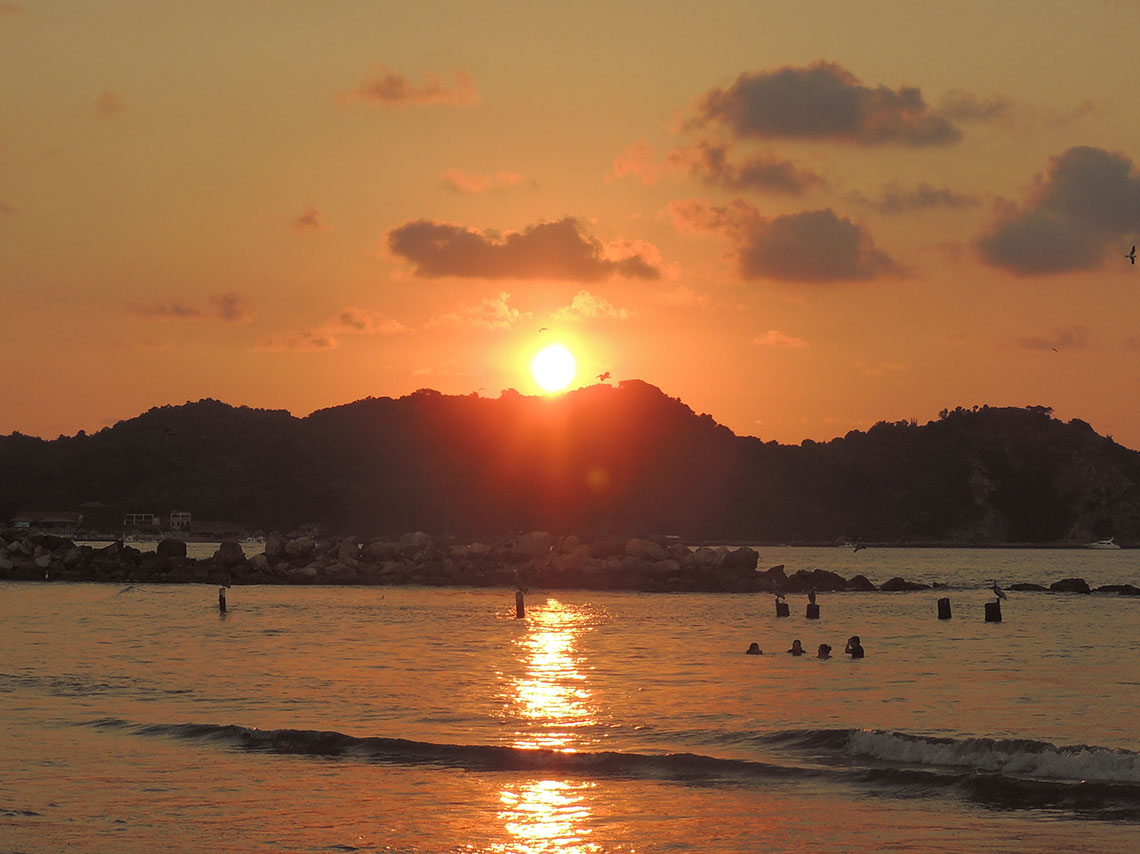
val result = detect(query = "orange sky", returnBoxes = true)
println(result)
[3,1,1140,446]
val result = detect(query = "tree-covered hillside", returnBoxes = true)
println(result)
[2,384,1138,543]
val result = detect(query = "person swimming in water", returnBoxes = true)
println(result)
[787,639,805,656]
[845,636,864,659]
[817,643,831,659]
[745,642,762,655]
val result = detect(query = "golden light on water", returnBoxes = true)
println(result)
[508,598,595,751]
[495,780,599,854]
[496,599,600,852]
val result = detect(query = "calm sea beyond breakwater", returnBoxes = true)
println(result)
[4,545,1140,852]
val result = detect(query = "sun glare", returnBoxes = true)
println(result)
[531,345,576,392]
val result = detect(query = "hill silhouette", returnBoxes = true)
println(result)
[3,382,1139,544]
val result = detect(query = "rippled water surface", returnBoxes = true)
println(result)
[3,547,1140,852]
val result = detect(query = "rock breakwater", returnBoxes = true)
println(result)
[2,531,1138,596]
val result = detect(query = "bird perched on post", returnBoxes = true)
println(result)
[988,580,1007,600]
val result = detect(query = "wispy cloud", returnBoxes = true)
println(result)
[688,61,960,146]
[754,329,808,348]
[208,292,254,322]
[349,65,478,107]
[127,292,254,322]
[253,331,339,352]
[977,146,1140,275]
[668,198,904,283]
[1018,326,1089,351]
[655,285,713,310]
[327,307,409,336]
[551,290,632,322]
[442,168,532,194]
[852,181,980,213]
[95,89,126,118]
[255,307,409,353]
[426,291,528,330]
[387,216,661,281]
[291,205,330,233]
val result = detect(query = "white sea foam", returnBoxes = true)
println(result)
[848,729,1140,784]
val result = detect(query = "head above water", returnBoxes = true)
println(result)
[746,642,762,655]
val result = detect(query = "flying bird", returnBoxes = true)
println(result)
[538,327,549,332]
[597,371,611,382]
[988,580,1007,600]
[1127,245,1136,265]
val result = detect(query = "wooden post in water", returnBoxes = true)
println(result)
[805,603,820,619]
[937,597,952,620]
[775,599,790,617]
[515,589,525,619]
[984,600,1001,622]
[218,586,227,614]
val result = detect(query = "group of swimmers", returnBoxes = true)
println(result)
[745,636,864,659]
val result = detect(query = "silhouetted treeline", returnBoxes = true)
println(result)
[3,383,1139,543]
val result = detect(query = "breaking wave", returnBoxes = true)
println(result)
[82,718,1140,820]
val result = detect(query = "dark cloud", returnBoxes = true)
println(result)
[1018,326,1088,351]
[977,146,1140,275]
[668,140,824,195]
[127,301,201,319]
[95,89,126,118]
[127,292,253,322]
[690,61,960,146]
[856,181,980,214]
[669,199,903,283]
[938,89,1014,123]
[208,292,254,322]
[387,217,661,281]
[351,66,477,107]
[292,205,330,233]
[254,332,338,352]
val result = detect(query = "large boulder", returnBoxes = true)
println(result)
[513,531,553,557]
[213,540,246,568]
[157,538,187,560]
[1050,577,1091,594]
[625,538,667,562]
[725,547,759,572]
[880,576,930,591]
[285,536,316,559]
[337,539,361,563]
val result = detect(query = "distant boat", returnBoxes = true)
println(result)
[1086,537,1121,549]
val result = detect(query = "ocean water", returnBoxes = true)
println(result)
[3,547,1140,853]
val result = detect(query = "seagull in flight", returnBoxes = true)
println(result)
[988,579,1007,600]
[538,327,549,332]
[597,371,611,382]
[1127,245,1136,265]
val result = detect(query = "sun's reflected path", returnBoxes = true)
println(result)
[494,598,602,853]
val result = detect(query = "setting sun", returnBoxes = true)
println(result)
[531,345,576,392]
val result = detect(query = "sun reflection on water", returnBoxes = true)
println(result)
[494,779,600,854]
[495,599,602,852]
[506,598,598,752]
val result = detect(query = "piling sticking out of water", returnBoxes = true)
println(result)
[985,600,1002,622]
[937,597,952,620]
